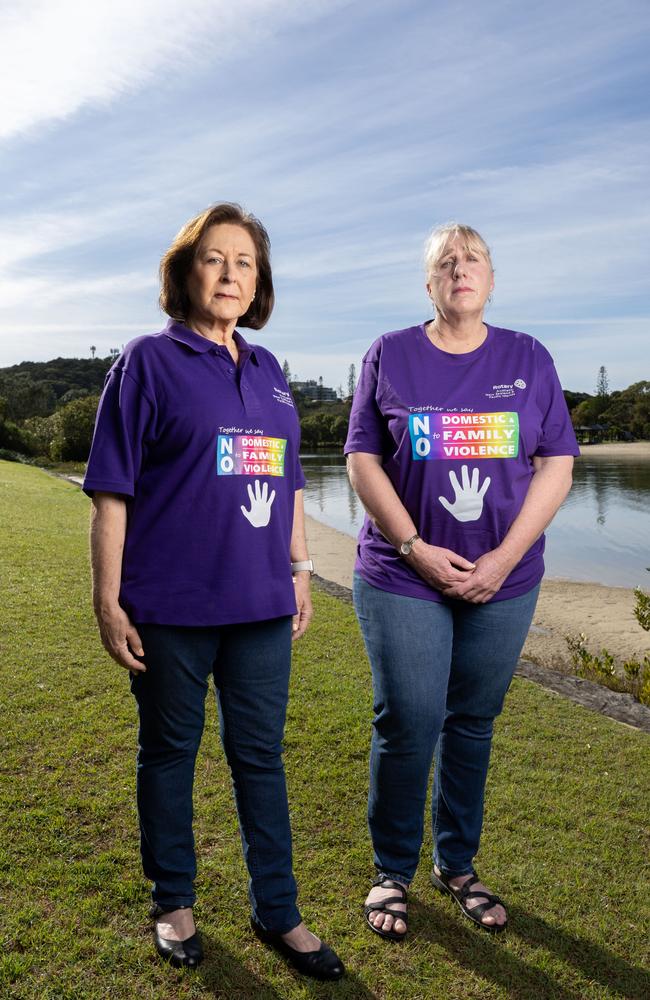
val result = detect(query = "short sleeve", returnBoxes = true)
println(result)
[344,353,385,455]
[294,453,306,490]
[534,359,580,458]
[82,368,156,497]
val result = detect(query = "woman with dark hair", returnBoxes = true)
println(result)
[83,203,344,979]
[346,223,578,940]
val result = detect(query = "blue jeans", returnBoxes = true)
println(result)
[353,574,540,883]
[130,617,301,934]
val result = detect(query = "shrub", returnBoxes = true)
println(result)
[565,589,650,705]
[49,395,100,462]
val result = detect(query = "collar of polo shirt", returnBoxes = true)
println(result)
[164,319,259,365]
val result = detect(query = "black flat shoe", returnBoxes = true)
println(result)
[250,918,345,980]
[151,904,204,967]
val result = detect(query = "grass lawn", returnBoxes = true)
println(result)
[1,459,649,1000]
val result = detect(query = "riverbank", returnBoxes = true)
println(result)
[305,515,648,671]
[578,441,650,459]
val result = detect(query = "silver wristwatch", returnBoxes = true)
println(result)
[291,559,315,575]
[399,534,420,556]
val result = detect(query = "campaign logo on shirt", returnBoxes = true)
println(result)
[217,434,287,476]
[409,411,519,460]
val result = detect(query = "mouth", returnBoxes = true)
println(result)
[214,293,238,299]
[453,287,474,294]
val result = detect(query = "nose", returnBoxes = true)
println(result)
[220,261,234,282]
[452,260,466,278]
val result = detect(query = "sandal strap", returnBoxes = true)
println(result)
[365,876,408,924]
[371,876,408,899]
[363,900,407,920]
[455,877,503,909]
[465,897,504,920]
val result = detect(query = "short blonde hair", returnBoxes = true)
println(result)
[424,222,493,280]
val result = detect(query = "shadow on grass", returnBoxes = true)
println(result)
[412,896,649,1000]
[196,932,378,1000]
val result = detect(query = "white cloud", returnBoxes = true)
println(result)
[0,0,349,141]
[0,269,156,311]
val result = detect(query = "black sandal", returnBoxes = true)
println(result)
[363,874,408,941]
[431,868,508,933]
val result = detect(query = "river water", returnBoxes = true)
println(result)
[301,451,650,589]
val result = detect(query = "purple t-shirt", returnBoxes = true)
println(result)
[83,320,305,626]
[344,323,579,602]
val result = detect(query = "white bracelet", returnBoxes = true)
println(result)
[291,559,314,575]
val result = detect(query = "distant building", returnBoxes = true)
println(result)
[575,423,609,444]
[292,379,338,403]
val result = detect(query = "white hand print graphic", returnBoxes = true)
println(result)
[439,465,491,523]
[241,479,276,527]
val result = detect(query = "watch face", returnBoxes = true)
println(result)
[400,542,410,555]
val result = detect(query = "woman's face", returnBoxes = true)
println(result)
[426,237,494,319]
[186,223,258,328]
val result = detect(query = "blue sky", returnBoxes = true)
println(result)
[0,0,648,392]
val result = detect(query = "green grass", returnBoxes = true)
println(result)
[1,459,649,1000]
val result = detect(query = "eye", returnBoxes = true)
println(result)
[440,259,453,269]
[206,256,223,264]
[238,259,252,268]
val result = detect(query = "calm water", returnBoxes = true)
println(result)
[301,452,650,589]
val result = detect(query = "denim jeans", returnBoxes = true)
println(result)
[353,574,540,883]
[130,616,301,934]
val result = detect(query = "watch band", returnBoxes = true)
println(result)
[291,559,314,575]
[399,533,420,556]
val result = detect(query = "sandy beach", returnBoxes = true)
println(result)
[577,441,650,459]
[305,514,648,672]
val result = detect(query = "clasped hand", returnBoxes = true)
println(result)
[409,542,512,604]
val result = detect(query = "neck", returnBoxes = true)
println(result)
[187,315,238,345]
[427,313,487,354]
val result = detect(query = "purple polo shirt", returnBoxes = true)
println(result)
[83,320,305,626]
[344,323,579,602]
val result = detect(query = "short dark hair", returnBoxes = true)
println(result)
[159,203,274,329]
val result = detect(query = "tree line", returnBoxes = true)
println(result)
[0,357,648,464]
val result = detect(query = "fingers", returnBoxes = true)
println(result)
[247,483,255,504]
[478,475,491,498]
[461,464,471,491]
[448,469,461,495]
[268,489,276,507]
[438,496,453,514]
[126,624,144,658]
[291,609,313,640]
[102,631,146,672]
[445,549,476,571]
[241,505,253,523]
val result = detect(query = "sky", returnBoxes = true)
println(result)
[0,0,648,393]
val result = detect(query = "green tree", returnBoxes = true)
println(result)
[596,365,609,398]
[600,381,650,440]
[50,396,100,462]
[347,363,356,398]
[282,359,292,383]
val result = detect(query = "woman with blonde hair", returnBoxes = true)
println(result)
[346,223,578,939]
